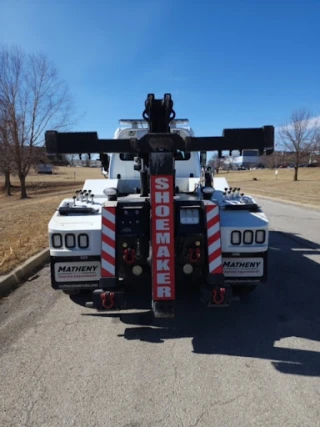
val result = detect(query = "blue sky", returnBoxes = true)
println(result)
[1,0,320,146]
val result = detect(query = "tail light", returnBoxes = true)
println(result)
[243,230,253,245]
[78,234,89,248]
[255,230,266,244]
[52,233,62,248]
[65,234,76,248]
[231,231,241,245]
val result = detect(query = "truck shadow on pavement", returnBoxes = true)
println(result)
[77,231,320,377]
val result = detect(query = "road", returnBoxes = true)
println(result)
[0,198,320,427]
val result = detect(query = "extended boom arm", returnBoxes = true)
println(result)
[45,93,274,158]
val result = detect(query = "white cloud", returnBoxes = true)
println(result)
[275,115,320,133]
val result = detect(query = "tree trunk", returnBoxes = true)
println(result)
[19,173,28,199]
[4,171,11,196]
[294,153,299,181]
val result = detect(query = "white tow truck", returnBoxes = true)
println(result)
[46,93,274,317]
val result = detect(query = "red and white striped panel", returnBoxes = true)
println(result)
[205,202,223,275]
[101,206,116,277]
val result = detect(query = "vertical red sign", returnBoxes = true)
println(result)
[150,175,175,300]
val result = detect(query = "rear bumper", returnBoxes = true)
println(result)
[49,250,268,290]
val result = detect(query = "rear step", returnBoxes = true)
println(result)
[152,301,175,318]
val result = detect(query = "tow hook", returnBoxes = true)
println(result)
[100,291,115,309]
[212,287,225,305]
[123,248,136,264]
[201,284,233,307]
[188,247,200,263]
[85,289,126,310]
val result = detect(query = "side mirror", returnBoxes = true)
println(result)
[200,151,207,167]
[100,153,110,172]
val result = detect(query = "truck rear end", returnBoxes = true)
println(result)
[46,93,274,318]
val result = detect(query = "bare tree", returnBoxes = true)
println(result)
[260,144,281,169]
[0,102,18,195]
[224,152,238,172]
[83,153,91,167]
[67,154,76,166]
[208,154,225,173]
[0,45,76,198]
[0,111,13,195]
[278,108,320,181]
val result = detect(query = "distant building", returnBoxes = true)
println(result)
[232,150,261,168]
[221,149,261,169]
[70,158,101,167]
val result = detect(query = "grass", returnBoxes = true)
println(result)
[223,167,320,207]
[0,167,103,276]
[0,166,319,276]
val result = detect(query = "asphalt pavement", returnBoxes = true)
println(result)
[0,198,319,427]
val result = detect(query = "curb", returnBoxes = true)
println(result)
[0,248,50,297]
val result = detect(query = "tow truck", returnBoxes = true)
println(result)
[45,93,274,318]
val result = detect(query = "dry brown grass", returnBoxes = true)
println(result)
[0,166,319,276]
[0,167,103,276]
[0,165,102,187]
[223,167,320,207]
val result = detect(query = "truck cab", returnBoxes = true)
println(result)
[103,119,203,194]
